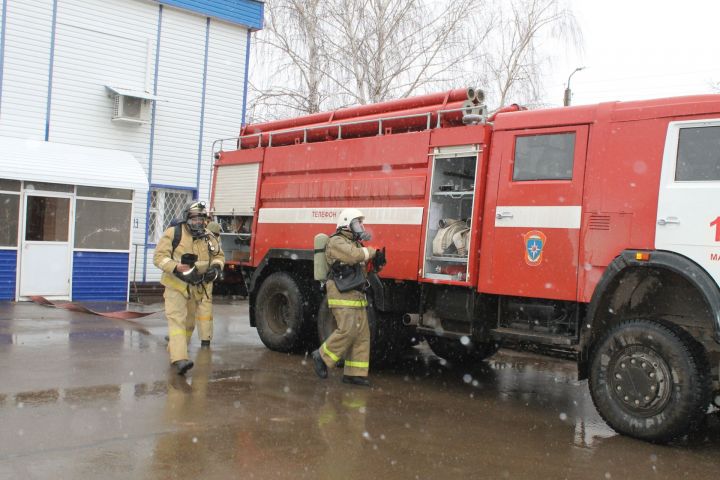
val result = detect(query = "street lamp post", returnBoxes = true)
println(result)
[563,66,586,107]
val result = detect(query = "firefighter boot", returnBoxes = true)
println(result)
[172,359,194,375]
[311,350,328,379]
[342,375,370,387]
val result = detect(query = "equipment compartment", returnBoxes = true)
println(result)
[423,148,479,281]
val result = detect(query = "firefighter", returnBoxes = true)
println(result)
[311,208,384,387]
[153,201,225,375]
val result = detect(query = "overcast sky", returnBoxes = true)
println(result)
[543,0,720,107]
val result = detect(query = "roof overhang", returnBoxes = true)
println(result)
[0,137,149,191]
[105,85,160,101]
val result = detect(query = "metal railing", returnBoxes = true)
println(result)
[130,242,145,302]
[211,106,486,156]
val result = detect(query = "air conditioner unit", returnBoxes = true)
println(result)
[105,86,158,125]
[112,95,151,123]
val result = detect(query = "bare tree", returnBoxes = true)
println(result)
[461,0,581,109]
[248,0,331,121]
[322,0,480,105]
[249,0,485,121]
[248,0,580,121]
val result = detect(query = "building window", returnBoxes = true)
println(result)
[25,196,70,242]
[513,133,576,181]
[676,126,720,181]
[75,200,132,250]
[77,186,133,200]
[0,194,20,247]
[148,188,194,245]
[74,188,134,250]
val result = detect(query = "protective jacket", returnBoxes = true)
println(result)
[325,230,376,308]
[153,224,225,298]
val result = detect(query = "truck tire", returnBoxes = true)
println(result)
[316,295,406,368]
[589,319,711,443]
[255,272,307,353]
[426,336,498,364]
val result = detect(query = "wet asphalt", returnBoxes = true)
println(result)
[0,298,719,480]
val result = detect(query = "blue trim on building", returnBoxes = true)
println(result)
[196,17,210,195]
[44,0,58,141]
[241,29,251,127]
[157,0,263,30]
[0,250,17,300]
[72,252,129,301]
[151,183,197,192]
[0,0,8,117]
[143,4,164,282]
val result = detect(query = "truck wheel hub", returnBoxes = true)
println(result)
[609,347,671,413]
[266,294,290,332]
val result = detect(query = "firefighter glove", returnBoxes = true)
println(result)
[203,265,223,283]
[373,247,387,272]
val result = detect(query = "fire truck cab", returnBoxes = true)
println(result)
[211,89,720,443]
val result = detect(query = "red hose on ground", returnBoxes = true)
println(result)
[29,296,157,335]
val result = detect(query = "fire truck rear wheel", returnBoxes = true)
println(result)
[588,319,711,443]
[255,272,307,353]
[426,336,498,364]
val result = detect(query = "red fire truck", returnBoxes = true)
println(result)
[210,88,720,442]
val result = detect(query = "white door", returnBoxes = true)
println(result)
[656,119,720,286]
[19,193,72,298]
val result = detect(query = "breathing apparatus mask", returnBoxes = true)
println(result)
[348,217,371,242]
[184,201,208,238]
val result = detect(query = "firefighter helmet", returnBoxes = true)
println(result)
[336,208,371,241]
[336,208,364,230]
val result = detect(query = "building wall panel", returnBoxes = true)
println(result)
[150,8,205,189]
[72,251,129,301]
[0,250,17,300]
[200,21,247,199]
[0,0,54,139]
[50,0,156,154]
[158,0,263,30]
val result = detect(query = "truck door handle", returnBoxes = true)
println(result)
[496,212,514,219]
[657,217,680,226]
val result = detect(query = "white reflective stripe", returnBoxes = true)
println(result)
[362,247,369,261]
[258,207,424,225]
[494,206,581,229]
[159,257,172,267]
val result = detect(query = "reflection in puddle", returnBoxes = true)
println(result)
[64,385,121,403]
[15,389,60,407]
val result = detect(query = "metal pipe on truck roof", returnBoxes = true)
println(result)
[239,100,470,148]
[241,88,474,136]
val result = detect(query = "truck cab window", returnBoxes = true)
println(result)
[512,132,575,181]
[675,126,720,181]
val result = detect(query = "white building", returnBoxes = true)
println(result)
[0,0,263,301]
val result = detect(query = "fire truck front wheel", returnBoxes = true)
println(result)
[255,272,308,353]
[589,319,711,443]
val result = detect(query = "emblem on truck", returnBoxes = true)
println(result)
[523,230,546,266]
